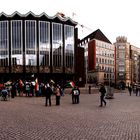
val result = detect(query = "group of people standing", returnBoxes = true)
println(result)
[2,79,108,108]
[45,84,62,106]
[128,84,140,96]
[45,84,81,106]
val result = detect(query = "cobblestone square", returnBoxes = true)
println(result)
[0,89,140,140]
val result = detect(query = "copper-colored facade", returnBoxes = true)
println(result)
[79,29,115,85]
[88,40,96,70]
[114,36,140,86]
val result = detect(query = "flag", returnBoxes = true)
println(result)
[50,79,55,84]
[19,79,23,87]
[67,81,76,88]
[57,12,65,17]
[35,78,39,91]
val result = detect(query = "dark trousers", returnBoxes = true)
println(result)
[56,96,60,105]
[45,96,51,106]
[72,95,76,104]
[11,91,15,98]
[75,95,79,104]
[100,95,106,106]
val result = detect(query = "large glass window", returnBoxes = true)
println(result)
[39,21,50,66]
[118,51,125,59]
[11,20,23,66]
[0,21,9,67]
[52,23,63,72]
[64,25,74,73]
[119,61,125,66]
[25,20,37,66]
[119,67,125,72]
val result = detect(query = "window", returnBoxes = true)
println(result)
[0,21,9,66]
[11,20,23,65]
[52,23,63,70]
[102,58,104,63]
[25,20,37,66]
[119,61,125,65]
[64,25,74,73]
[119,51,125,58]
[119,45,125,49]
[96,58,98,63]
[39,21,50,66]
[29,59,33,65]
[119,67,125,72]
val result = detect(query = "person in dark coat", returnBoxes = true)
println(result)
[45,83,53,106]
[89,85,91,94]
[99,84,106,107]
[136,86,138,96]
[11,83,16,98]
[128,85,132,96]
[70,86,80,104]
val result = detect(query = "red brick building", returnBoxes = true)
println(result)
[79,29,115,85]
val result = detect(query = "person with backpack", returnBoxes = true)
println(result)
[70,86,80,104]
[99,83,106,107]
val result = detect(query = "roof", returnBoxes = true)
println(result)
[0,11,77,26]
[80,29,112,44]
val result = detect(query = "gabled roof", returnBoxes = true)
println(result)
[81,29,112,44]
[0,11,77,26]
[0,12,8,20]
[11,11,23,17]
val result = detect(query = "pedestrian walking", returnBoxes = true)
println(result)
[136,86,138,96]
[99,83,106,107]
[128,85,132,96]
[89,85,91,94]
[45,83,53,106]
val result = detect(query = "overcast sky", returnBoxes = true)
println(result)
[0,0,140,47]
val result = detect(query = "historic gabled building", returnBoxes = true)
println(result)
[114,36,140,87]
[0,11,79,83]
[79,29,115,85]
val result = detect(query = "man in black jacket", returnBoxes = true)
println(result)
[45,83,53,106]
[99,84,106,107]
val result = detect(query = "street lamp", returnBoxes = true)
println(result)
[85,54,88,88]
[105,68,114,99]
[85,44,88,88]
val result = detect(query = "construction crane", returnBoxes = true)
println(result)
[71,12,93,33]
[57,12,93,34]
[77,23,93,32]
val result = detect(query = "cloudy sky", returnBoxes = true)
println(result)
[0,0,140,46]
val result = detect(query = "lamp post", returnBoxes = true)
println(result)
[85,54,88,89]
[85,43,88,89]
[106,68,114,99]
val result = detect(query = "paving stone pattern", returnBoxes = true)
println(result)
[0,90,140,140]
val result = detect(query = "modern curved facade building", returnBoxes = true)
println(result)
[0,11,78,82]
